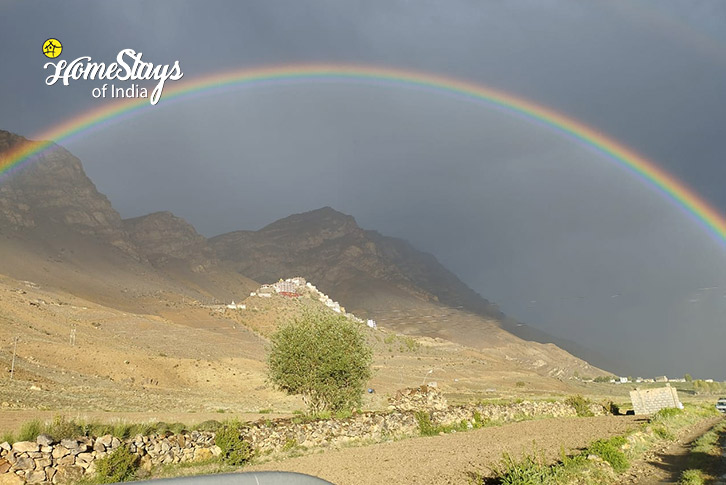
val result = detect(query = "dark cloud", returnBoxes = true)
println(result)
[1,0,725,379]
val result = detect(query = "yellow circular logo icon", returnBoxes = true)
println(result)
[42,38,62,58]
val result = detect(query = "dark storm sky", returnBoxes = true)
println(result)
[1,1,725,379]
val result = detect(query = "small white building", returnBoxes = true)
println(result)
[366,319,377,329]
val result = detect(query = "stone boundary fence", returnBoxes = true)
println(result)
[0,393,587,484]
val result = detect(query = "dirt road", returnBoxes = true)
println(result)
[247,415,644,484]
[622,416,725,484]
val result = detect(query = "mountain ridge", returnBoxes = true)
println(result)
[0,129,611,375]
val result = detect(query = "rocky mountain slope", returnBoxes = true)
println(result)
[0,129,608,379]
[209,207,611,370]
[123,211,215,271]
[0,130,256,307]
[0,131,136,255]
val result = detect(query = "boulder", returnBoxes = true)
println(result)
[33,457,51,468]
[0,459,10,474]
[0,473,23,485]
[25,469,46,484]
[45,467,56,483]
[75,453,93,468]
[11,442,39,453]
[59,440,78,450]
[51,446,69,459]
[193,447,213,461]
[12,456,34,472]
[97,435,113,448]
[55,454,75,466]
[53,465,84,484]
[36,435,54,447]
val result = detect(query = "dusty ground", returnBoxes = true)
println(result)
[246,415,644,485]
[621,416,725,485]
[0,270,605,436]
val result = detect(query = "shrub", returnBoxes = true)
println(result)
[46,416,83,441]
[17,420,43,442]
[415,411,437,436]
[492,451,553,485]
[654,426,676,441]
[565,395,594,417]
[267,307,372,413]
[95,446,139,483]
[215,421,253,466]
[586,436,629,473]
[680,469,704,485]
[653,407,683,420]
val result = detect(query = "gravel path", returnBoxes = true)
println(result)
[247,415,643,484]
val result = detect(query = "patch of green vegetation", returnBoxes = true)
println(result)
[258,408,273,414]
[95,446,139,483]
[282,438,298,451]
[474,402,722,485]
[653,426,676,441]
[414,412,470,437]
[586,436,629,473]
[565,395,594,417]
[16,419,44,442]
[2,415,222,445]
[490,450,553,485]
[679,469,705,485]
[677,421,726,484]
[214,421,254,466]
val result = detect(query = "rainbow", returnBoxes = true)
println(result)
[2,63,725,245]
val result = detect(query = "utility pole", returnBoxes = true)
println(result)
[10,337,18,380]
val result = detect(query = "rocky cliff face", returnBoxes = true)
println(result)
[0,130,136,255]
[123,211,215,270]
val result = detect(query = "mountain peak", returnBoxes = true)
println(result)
[259,206,360,238]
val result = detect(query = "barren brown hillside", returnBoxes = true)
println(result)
[0,130,607,432]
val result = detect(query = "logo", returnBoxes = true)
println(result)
[43,44,184,105]
[42,38,62,59]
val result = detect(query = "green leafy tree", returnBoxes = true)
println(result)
[684,373,693,382]
[267,307,373,413]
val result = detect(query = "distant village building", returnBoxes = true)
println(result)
[655,376,668,383]
[226,301,245,310]
[367,319,377,329]
[273,280,297,294]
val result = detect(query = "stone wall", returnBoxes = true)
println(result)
[0,393,580,484]
[240,389,577,454]
[629,385,682,415]
[0,431,219,484]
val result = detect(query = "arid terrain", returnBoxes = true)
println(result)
[3,130,723,485]
[0,129,610,431]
